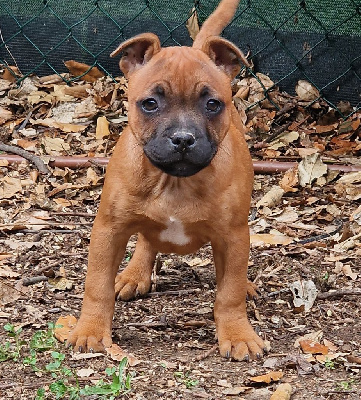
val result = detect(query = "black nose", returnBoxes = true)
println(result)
[170,132,196,152]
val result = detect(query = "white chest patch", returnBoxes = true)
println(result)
[159,216,190,246]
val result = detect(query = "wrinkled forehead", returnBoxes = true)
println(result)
[128,46,231,98]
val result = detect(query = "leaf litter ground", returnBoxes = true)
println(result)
[0,68,361,399]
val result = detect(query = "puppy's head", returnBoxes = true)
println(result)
[111,33,248,177]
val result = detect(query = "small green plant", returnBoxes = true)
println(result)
[338,379,354,391]
[324,357,335,370]
[23,349,39,371]
[1,323,132,399]
[42,351,78,399]
[174,370,199,389]
[35,387,45,400]
[80,357,132,398]
[0,341,13,362]
[0,323,24,361]
[30,323,58,352]
[1,322,58,364]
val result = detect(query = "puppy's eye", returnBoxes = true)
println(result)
[142,98,158,112]
[206,99,222,113]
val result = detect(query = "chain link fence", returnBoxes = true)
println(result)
[0,0,360,117]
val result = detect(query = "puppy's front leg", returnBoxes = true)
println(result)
[212,224,265,361]
[68,216,128,352]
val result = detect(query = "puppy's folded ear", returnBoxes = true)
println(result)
[110,33,161,77]
[201,36,249,80]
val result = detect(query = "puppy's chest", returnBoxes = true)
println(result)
[159,216,190,246]
[140,185,211,249]
[141,207,208,252]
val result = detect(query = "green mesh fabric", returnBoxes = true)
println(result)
[0,0,360,116]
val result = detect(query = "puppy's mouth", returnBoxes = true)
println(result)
[143,131,217,177]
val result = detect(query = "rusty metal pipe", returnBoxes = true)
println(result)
[1,154,361,173]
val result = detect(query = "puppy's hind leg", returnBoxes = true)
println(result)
[115,233,157,301]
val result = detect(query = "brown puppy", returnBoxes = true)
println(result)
[68,0,265,361]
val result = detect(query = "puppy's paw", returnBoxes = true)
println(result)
[115,269,151,301]
[217,318,265,361]
[67,320,112,353]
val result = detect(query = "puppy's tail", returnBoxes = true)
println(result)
[192,0,240,49]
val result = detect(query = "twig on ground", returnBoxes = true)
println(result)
[194,344,218,361]
[265,287,361,300]
[145,288,201,297]
[22,276,48,286]
[125,321,168,328]
[14,109,33,132]
[317,289,361,299]
[50,212,96,218]
[5,229,84,234]
[265,288,291,298]
[35,262,60,275]
[265,121,293,143]
[0,222,92,229]
[0,141,50,174]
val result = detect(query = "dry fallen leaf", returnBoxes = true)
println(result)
[323,339,338,352]
[299,339,329,355]
[96,116,110,140]
[256,186,285,208]
[2,66,20,82]
[184,257,212,267]
[298,153,327,187]
[334,172,361,201]
[0,106,13,122]
[42,137,71,154]
[0,280,21,305]
[186,7,199,40]
[54,198,72,208]
[347,355,361,364]
[0,176,22,199]
[48,276,73,291]
[222,386,252,395]
[105,343,141,366]
[336,263,358,280]
[294,330,323,348]
[234,85,250,100]
[315,353,342,363]
[272,208,299,223]
[269,131,299,150]
[334,232,361,252]
[250,233,293,246]
[33,118,87,134]
[279,167,299,193]
[64,60,105,83]
[77,368,95,378]
[270,383,292,400]
[72,352,104,360]
[0,253,13,263]
[249,370,284,384]
[3,239,40,251]
[295,80,320,101]
[54,315,77,343]
[64,84,92,98]
[338,171,361,184]
[217,379,232,388]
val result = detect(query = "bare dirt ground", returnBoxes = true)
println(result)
[0,72,361,399]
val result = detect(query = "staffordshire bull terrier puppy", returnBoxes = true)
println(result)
[68,0,266,361]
